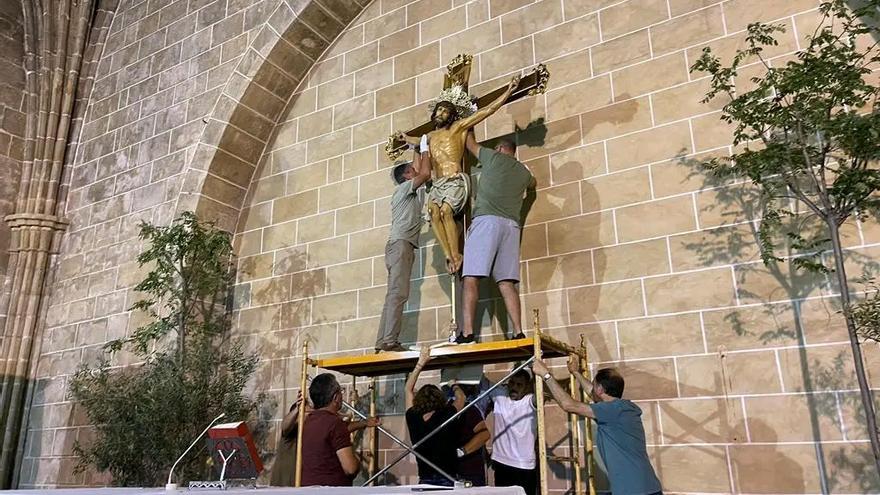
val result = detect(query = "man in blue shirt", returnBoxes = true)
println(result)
[533,358,662,495]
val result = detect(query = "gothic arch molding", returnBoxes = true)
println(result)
[174,0,373,233]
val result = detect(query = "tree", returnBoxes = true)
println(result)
[108,211,236,360]
[68,212,265,486]
[854,279,880,342]
[691,0,880,475]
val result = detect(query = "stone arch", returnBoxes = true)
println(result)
[173,0,373,233]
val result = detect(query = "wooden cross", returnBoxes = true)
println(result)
[384,54,550,160]
[387,54,549,338]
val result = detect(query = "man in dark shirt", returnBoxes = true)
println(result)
[299,374,377,486]
[451,384,490,486]
[405,347,464,486]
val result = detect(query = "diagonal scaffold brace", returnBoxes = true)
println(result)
[362,357,536,486]
[309,308,594,495]
[342,398,459,485]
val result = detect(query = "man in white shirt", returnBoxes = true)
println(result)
[478,369,537,495]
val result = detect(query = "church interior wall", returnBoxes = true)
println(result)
[0,0,26,353]
[15,0,880,492]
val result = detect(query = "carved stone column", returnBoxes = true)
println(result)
[0,214,67,479]
[0,0,105,487]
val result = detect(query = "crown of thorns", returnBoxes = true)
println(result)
[428,85,477,118]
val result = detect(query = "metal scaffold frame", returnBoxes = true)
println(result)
[294,310,597,495]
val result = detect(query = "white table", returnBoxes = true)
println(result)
[6,486,525,495]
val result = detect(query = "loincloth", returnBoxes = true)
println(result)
[427,172,469,217]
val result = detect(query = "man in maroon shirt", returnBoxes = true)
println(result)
[299,373,374,486]
[274,388,379,486]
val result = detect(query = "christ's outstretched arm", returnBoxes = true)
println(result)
[453,75,520,131]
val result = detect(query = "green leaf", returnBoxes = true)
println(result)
[689,0,880,276]
[68,213,265,486]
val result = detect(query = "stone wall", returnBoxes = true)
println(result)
[17,0,286,485]
[18,0,880,492]
[18,0,378,487]
[0,0,25,345]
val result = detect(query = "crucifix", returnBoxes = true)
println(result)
[385,55,550,162]
[387,54,549,338]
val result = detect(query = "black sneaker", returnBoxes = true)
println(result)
[453,333,475,344]
[375,342,410,352]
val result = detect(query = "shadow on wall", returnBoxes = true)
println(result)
[232,238,326,475]
[18,398,83,486]
[677,152,880,492]
[732,419,806,493]
[516,95,649,361]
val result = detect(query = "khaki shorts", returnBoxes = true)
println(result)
[462,215,521,282]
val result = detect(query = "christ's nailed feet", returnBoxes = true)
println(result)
[446,256,462,274]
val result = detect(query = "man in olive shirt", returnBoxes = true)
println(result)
[375,139,432,352]
[455,133,536,343]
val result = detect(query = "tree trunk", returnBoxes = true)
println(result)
[178,257,186,367]
[828,217,880,476]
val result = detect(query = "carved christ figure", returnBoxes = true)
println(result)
[397,74,521,274]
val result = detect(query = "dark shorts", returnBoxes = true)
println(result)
[492,460,537,495]
[462,215,521,282]
[457,465,486,487]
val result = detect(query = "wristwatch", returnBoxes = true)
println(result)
[456,448,466,458]
[542,372,552,381]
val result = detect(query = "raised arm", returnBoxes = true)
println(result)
[330,416,361,476]
[567,355,593,396]
[454,75,521,131]
[411,141,433,189]
[405,346,431,409]
[347,416,382,433]
[460,420,490,457]
[533,359,594,419]
[520,176,537,226]
[465,130,480,158]
[281,392,310,438]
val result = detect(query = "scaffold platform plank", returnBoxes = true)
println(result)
[314,335,579,377]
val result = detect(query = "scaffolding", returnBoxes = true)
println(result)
[294,310,597,495]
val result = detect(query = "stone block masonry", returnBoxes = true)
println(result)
[0,1,26,348]
[15,0,880,493]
